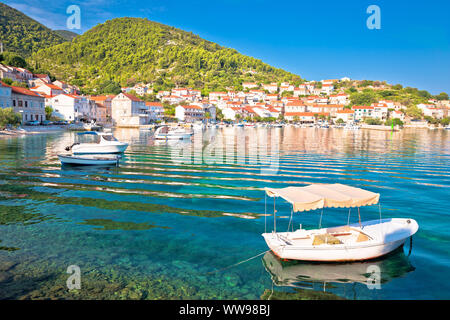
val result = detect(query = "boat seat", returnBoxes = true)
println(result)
[312,233,342,245]
[356,232,370,242]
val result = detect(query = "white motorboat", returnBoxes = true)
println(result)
[344,123,360,130]
[262,183,418,262]
[154,125,193,140]
[192,122,205,131]
[58,154,121,166]
[66,131,128,154]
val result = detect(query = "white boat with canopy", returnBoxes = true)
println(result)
[66,131,128,154]
[262,183,418,262]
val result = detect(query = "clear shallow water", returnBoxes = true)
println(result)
[0,127,449,300]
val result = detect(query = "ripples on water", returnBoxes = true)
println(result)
[0,127,449,299]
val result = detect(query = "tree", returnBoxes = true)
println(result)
[385,118,403,127]
[1,52,28,68]
[350,90,378,106]
[45,106,53,120]
[364,118,382,125]
[435,92,449,101]
[405,105,423,120]
[336,118,344,124]
[0,108,21,128]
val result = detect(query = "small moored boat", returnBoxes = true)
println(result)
[66,131,128,154]
[154,125,193,140]
[58,154,121,166]
[262,183,418,262]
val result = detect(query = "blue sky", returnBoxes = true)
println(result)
[4,0,450,94]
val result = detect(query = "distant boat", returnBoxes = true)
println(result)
[272,123,283,128]
[154,125,193,140]
[66,131,128,154]
[344,123,360,130]
[262,183,418,262]
[234,123,244,127]
[192,122,205,131]
[58,154,121,166]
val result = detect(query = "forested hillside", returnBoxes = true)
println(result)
[0,3,66,56]
[31,18,301,94]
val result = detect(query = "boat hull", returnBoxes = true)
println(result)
[262,218,418,262]
[72,143,128,154]
[58,155,120,165]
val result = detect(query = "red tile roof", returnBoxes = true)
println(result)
[10,86,42,97]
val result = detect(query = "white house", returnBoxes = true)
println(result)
[352,106,375,121]
[111,93,149,126]
[50,94,96,122]
[175,105,205,122]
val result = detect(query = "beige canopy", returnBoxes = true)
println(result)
[265,184,380,212]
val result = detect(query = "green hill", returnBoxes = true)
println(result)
[31,17,301,94]
[54,30,79,41]
[0,2,66,56]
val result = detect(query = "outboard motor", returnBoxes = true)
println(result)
[65,143,80,151]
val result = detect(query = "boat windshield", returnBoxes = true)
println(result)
[76,134,100,144]
[101,134,118,141]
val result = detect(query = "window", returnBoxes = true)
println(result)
[25,101,28,107]
[12,100,16,107]
[18,100,23,107]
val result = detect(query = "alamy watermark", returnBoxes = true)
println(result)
[66,265,81,290]
[366,5,381,30]
[66,5,81,30]
[366,265,381,289]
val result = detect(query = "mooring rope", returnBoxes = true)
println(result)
[206,250,270,275]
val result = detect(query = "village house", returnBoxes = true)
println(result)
[209,92,228,101]
[320,83,334,95]
[50,94,96,122]
[30,83,64,97]
[371,103,389,120]
[335,109,355,123]
[329,93,350,105]
[423,107,444,119]
[111,93,149,126]
[146,102,165,122]
[0,81,12,109]
[242,82,258,90]
[352,106,375,121]
[284,112,317,123]
[28,74,52,88]
[175,105,205,122]
[262,83,278,93]
[391,110,405,122]
[10,86,46,123]
[0,64,33,83]
[285,101,307,113]
[90,96,113,124]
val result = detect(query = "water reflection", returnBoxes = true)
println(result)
[262,249,415,298]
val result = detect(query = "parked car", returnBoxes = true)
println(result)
[54,120,68,125]
[25,120,40,126]
[41,120,53,126]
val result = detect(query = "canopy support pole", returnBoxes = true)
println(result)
[347,208,351,225]
[358,207,362,229]
[273,197,276,233]
[378,203,382,223]
[264,193,267,234]
[287,207,294,232]
[319,209,323,229]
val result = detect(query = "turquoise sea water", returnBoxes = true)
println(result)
[0,127,449,300]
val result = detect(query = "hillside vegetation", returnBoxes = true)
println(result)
[31,18,301,94]
[0,3,66,56]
